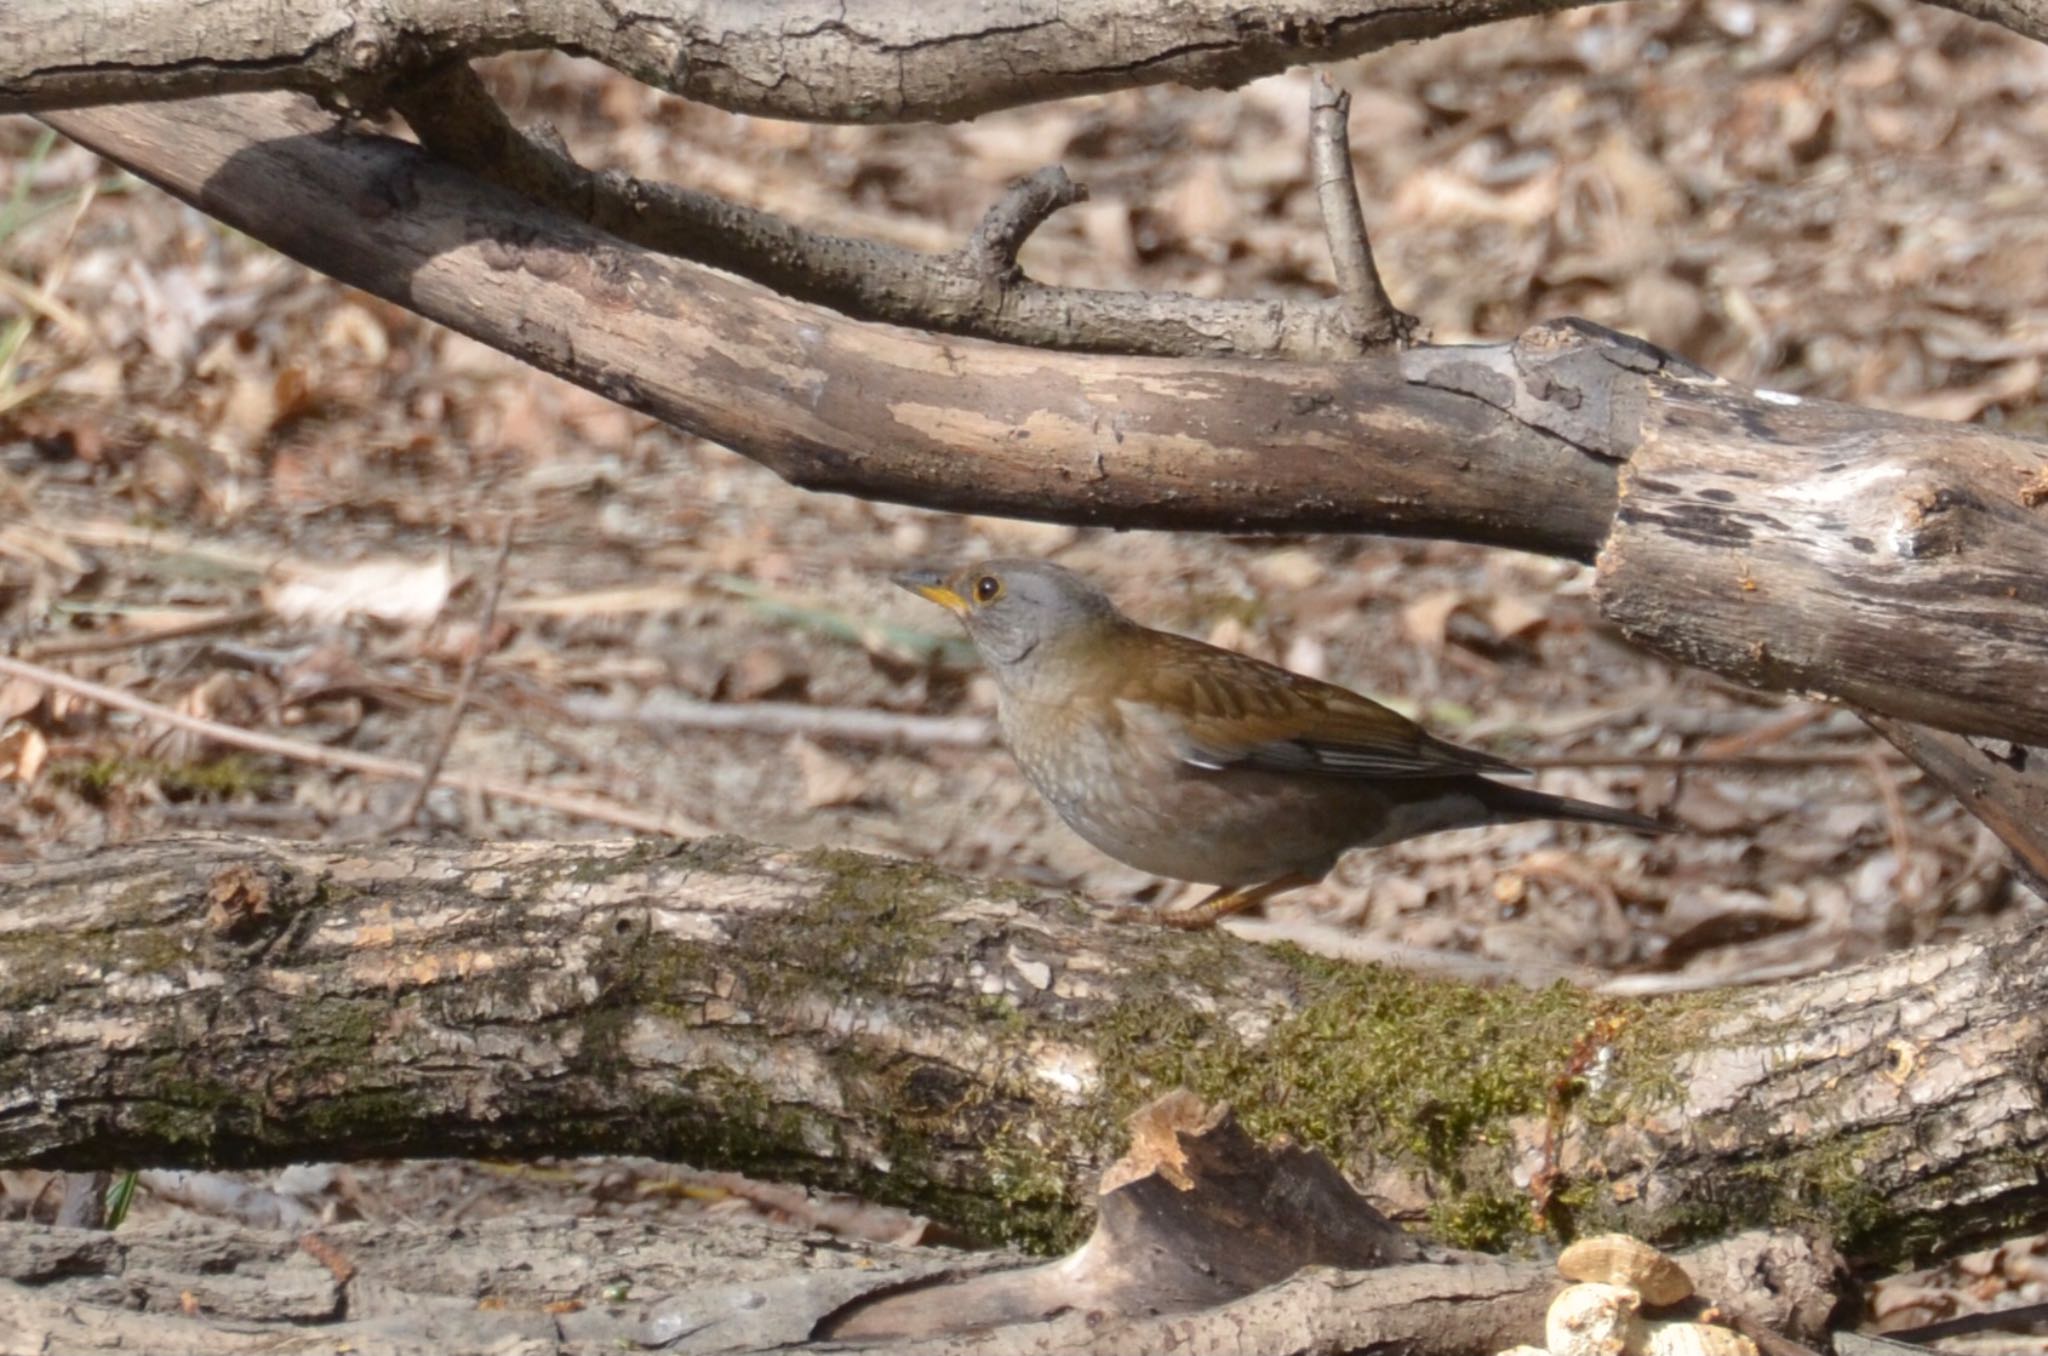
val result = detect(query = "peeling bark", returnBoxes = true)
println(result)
[3,836,2044,1270]
[1593,379,2048,744]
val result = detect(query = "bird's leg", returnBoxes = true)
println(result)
[1148,873,1317,930]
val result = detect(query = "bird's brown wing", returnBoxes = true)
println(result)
[1110,630,1525,780]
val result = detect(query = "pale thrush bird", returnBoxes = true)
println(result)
[898,559,1665,929]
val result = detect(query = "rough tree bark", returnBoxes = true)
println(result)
[0,1189,1841,1356]
[4,836,2042,1272]
[5,0,2048,122]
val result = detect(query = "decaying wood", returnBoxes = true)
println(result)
[1594,382,2048,745]
[0,1087,1842,1355]
[822,1093,1424,1342]
[0,1215,1826,1356]
[3,836,2043,1271]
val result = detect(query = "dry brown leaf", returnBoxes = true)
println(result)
[0,676,44,723]
[724,645,798,702]
[0,723,49,783]
[319,302,390,363]
[1401,589,1467,651]
[1248,548,1325,593]
[793,736,866,809]
[1485,594,1551,641]
[265,554,454,627]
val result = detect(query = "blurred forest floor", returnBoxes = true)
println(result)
[4,0,2048,1333]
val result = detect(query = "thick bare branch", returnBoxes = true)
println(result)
[1588,375,2048,744]
[43,92,1620,557]
[6,0,2048,124]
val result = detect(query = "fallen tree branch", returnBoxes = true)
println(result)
[4,0,2046,124]
[0,1086,1843,1355]
[3,835,2042,1271]
[39,94,2048,752]
[0,1187,1840,1355]
[44,94,1621,555]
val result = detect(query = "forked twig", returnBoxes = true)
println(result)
[389,59,1365,360]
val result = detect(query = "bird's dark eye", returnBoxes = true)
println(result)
[974,575,1002,603]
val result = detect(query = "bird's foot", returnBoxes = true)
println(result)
[1115,874,1317,930]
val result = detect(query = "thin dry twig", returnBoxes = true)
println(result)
[1864,748,1917,895]
[389,60,1364,360]
[1694,706,1829,760]
[0,652,711,837]
[563,693,994,748]
[1522,748,1906,770]
[1594,954,1851,996]
[1308,74,1412,349]
[962,167,1089,279]
[382,520,514,833]
[24,606,269,659]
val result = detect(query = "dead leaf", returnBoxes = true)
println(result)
[724,645,799,702]
[1485,594,1550,641]
[265,555,454,627]
[1248,548,1325,593]
[0,677,44,723]
[320,302,390,363]
[1401,589,1467,651]
[0,724,49,783]
[794,737,866,809]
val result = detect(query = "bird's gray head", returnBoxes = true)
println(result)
[894,558,1121,674]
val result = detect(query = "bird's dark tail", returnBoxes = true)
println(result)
[1480,782,1669,836]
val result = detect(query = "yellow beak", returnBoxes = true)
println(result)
[893,569,968,616]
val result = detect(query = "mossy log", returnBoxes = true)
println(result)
[2,835,2044,1267]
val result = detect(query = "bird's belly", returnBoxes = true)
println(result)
[1005,708,1377,885]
